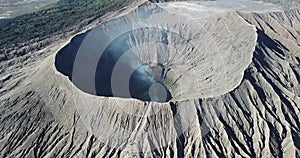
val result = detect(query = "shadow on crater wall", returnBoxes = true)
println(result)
[55,29,172,102]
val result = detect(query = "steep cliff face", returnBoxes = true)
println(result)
[0,1,299,157]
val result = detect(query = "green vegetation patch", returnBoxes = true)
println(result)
[0,0,134,49]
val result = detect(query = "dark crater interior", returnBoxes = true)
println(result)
[55,29,173,102]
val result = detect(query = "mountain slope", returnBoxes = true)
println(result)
[0,1,299,157]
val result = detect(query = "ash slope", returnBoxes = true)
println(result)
[0,1,300,158]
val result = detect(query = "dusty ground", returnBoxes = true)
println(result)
[0,0,299,157]
[0,0,57,19]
